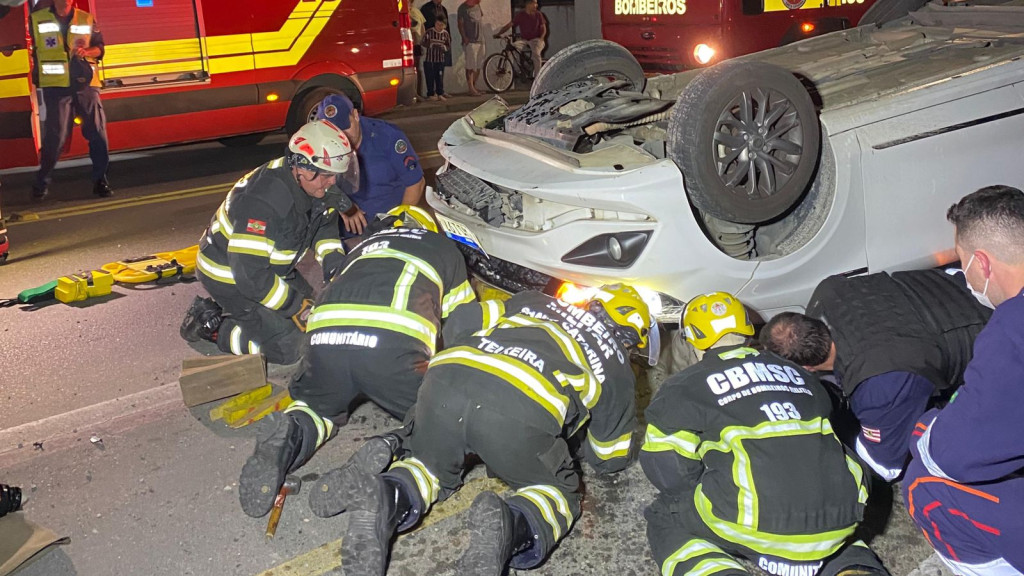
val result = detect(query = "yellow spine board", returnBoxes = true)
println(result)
[101,245,199,284]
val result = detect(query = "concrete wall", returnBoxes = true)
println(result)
[418,0,512,95]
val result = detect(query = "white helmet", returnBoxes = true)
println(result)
[287,120,360,190]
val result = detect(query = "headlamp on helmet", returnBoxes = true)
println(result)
[681,291,754,350]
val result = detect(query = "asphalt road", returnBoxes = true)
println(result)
[0,95,948,576]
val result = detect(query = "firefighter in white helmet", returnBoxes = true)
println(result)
[641,292,888,576]
[237,204,478,519]
[179,120,357,365]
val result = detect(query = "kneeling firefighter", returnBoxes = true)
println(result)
[238,205,477,518]
[180,120,357,365]
[641,292,888,576]
[305,285,659,576]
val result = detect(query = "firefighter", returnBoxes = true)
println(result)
[179,120,356,366]
[29,0,112,200]
[238,205,476,518]
[315,94,425,239]
[759,270,990,481]
[642,292,888,576]
[305,285,659,576]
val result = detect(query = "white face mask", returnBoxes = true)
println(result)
[964,254,995,309]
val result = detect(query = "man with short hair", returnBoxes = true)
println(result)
[760,267,990,481]
[903,185,1024,575]
[458,0,485,96]
[315,94,425,239]
[494,0,547,79]
[642,291,887,576]
[29,0,112,200]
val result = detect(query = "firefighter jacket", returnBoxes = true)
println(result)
[439,291,637,474]
[807,270,990,398]
[305,227,475,354]
[641,346,869,560]
[196,157,347,318]
[31,7,103,89]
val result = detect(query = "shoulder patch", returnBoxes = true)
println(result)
[394,139,408,154]
[246,219,267,235]
[324,104,338,119]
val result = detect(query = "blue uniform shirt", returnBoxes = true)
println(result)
[348,117,423,236]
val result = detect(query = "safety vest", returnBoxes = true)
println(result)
[30,8,100,89]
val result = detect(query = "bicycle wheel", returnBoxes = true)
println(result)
[483,53,515,93]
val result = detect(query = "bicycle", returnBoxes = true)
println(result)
[483,34,535,93]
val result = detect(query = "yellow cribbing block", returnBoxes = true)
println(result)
[209,384,274,422]
[55,270,114,303]
[101,245,199,284]
[226,390,292,429]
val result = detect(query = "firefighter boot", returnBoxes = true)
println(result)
[239,412,309,518]
[340,473,414,576]
[179,296,223,343]
[308,434,400,518]
[457,491,535,575]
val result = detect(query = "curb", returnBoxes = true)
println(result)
[0,384,185,468]
[381,91,530,121]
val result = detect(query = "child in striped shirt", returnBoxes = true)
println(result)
[421,18,451,100]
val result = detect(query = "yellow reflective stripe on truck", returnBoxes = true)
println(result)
[0,49,31,98]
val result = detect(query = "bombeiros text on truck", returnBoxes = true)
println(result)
[603,0,875,71]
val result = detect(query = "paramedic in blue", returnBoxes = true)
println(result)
[316,94,426,238]
[903,184,1024,576]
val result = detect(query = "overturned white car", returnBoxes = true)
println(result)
[428,0,1024,322]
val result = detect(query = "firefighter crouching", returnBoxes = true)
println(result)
[641,292,889,576]
[304,285,660,576]
[238,205,476,518]
[179,120,356,365]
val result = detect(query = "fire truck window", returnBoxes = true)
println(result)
[742,0,765,15]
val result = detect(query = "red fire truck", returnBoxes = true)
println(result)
[602,0,876,72]
[0,0,416,169]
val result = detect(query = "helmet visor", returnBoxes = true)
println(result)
[644,316,661,366]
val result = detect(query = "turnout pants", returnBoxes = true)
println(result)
[385,364,581,570]
[35,86,109,189]
[902,460,1024,576]
[289,342,429,425]
[198,271,311,365]
[646,493,864,576]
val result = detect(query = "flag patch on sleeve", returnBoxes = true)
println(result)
[246,219,267,235]
[861,426,882,443]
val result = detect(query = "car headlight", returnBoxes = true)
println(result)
[561,231,651,268]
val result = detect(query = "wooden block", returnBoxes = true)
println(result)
[179,354,267,407]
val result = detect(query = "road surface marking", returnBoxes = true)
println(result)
[9,148,441,226]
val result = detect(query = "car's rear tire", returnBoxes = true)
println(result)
[530,40,645,98]
[483,53,515,93]
[668,61,820,225]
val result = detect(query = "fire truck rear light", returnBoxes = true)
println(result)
[801,22,815,33]
[390,78,400,86]
[266,93,279,102]
[400,27,414,67]
[693,43,715,65]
